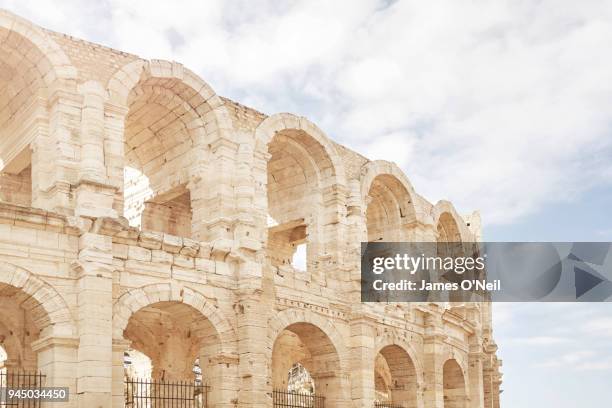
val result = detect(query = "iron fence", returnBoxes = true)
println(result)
[125,378,208,408]
[273,389,325,408]
[374,402,405,408]
[0,370,46,408]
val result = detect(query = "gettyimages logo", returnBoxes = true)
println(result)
[361,242,612,302]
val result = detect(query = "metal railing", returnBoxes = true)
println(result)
[125,378,208,408]
[0,370,46,408]
[374,402,405,408]
[273,389,325,408]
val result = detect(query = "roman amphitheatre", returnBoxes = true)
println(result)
[0,9,501,408]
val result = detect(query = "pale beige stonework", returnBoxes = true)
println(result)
[0,9,502,408]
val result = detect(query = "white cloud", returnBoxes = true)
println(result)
[574,358,612,371]
[537,351,612,371]
[581,317,612,338]
[536,350,595,369]
[2,0,612,225]
[506,336,572,346]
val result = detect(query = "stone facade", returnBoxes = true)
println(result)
[0,9,501,408]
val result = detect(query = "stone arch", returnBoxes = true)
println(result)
[434,203,479,302]
[442,358,468,408]
[0,262,75,338]
[113,283,238,405]
[433,201,472,244]
[268,308,350,404]
[374,334,424,384]
[254,113,346,187]
[255,114,347,274]
[373,334,423,408]
[106,59,233,237]
[107,59,231,128]
[0,11,77,207]
[0,9,77,86]
[112,283,236,354]
[361,160,418,241]
[267,309,348,369]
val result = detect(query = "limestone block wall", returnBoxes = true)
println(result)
[0,166,31,206]
[0,8,502,408]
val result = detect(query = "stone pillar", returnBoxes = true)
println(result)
[423,311,445,408]
[348,313,376,408]
[236,288,269,408]
[191,134,237,243]
[468,348,484,408]
[319,184,349,280]
[200,351,239,408]
[32,90,82,213]
[74,231,114,408]
[492,373,501,408]
[482,363,493,408]
[31,336,79,408]
[312,370,351,408]
[233,139,263,257]
[75,81,117,219]
[111,339,131,408]
[482,341,501,408]
[78,81,107,185]
[102,103,129,216]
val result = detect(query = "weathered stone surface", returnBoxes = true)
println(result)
[0,9,501,408]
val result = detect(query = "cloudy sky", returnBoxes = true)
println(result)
[2,1,611,406]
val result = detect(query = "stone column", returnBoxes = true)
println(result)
[235,288,269,408]
[423,311,445,408]
[200,351,239,408]
[31,336,79,408]
[75,81,118,219]
[233,139,264,258]
[492,373,501,408]
[482,363,493,408]
[102,103,129,216]
[78,81,107,185]
[348,313,376,408]
[32,90,82,213]
[318,184,349,282]
[468,348,484,408]
[191,133,238,243]
[482,341,501,408]
[74,230,114,408]
[111,339,131,408]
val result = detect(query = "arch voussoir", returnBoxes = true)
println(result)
[0,262,75,336]
[113,283,237,355]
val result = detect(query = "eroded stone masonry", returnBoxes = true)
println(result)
[0,9,501,408]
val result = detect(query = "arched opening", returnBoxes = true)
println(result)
[443,359,466,408]
[121,301,221,406]
[271,322,343,404]
[374,353,392,402]
[0,27,54,208]
[365,175,415,242]
[266,129,335,274]
[374,345,418,408]
[121,76,207,238]
[436,212,462,253]
[0,283,42,371]
[123,348,204,405]
[123,301,220,382]
[437,212,466,302]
